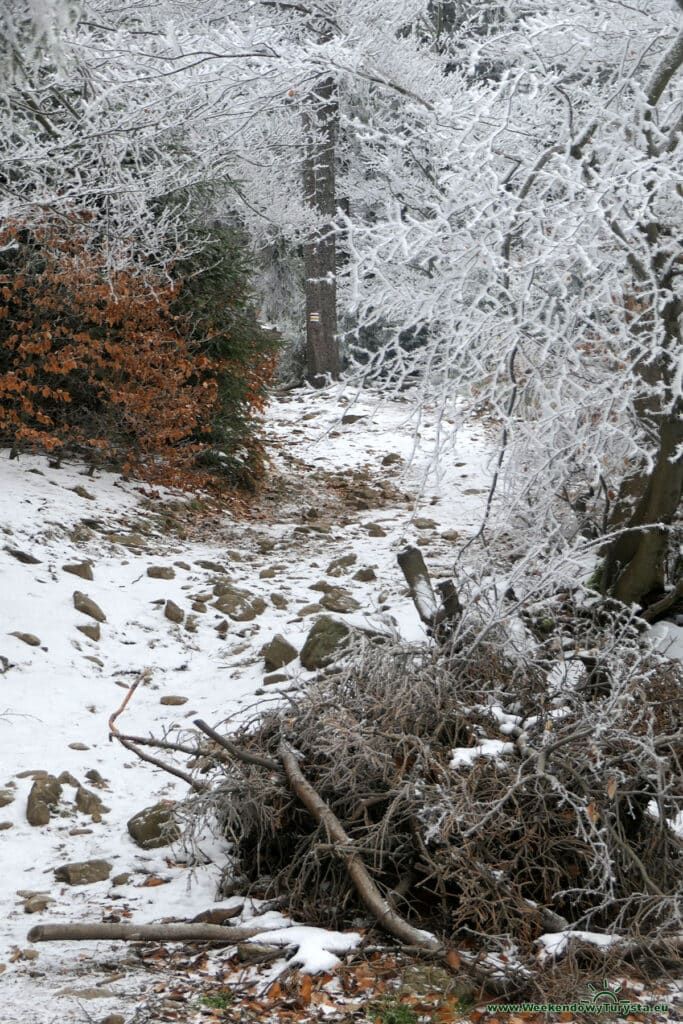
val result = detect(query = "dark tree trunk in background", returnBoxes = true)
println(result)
[303,76,339,385]
[602,284,683,607]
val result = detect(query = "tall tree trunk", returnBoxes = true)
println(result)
[602,288,683,607]
[302,76,339,385]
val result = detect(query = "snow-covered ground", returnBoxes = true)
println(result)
[0,388,493,1022]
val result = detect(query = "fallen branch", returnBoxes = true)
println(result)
[108,670,207,793]
[28,922,270,944]
[278,740,443,952]
[278,742,524,996]
[194,718,281,772]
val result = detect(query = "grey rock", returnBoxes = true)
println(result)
[213,585,265,621]
[85,769,107,787]
[300,616,352,670]
[56,987,116,999]
[27,776,62,826]
[382,452,402,466]
[63,562,94,581]
[105,531,146,549]
[77,622,101,642]
[195,559,228,573]
[0,821,13,830]
[101,1015,125,1024]
[164,600,184,624]
[214,619,229,636]
[191,601,207,613]
[263,672,288,685]
[326,554,357,576]
[184,614,198,633]
[321,587,362,614]
[147,566,175,579]
[298,602,324,616]
[353,566,377,582]
[413,517,437,530]
[174,561,191,570]
[160,695,188,706]
[54,859,112,885]
[75,785,108,819]
[127,802,179,849]
[57,772,79,788]
[24,895,53,914]
[0,788,15,808]
[10,632,41,647]
[440,529,462,542]
[68,742,90,751]
[260,634,297,672]
[73,592,106,623]
[341,413,367,425]
[4,546,41,565]
[309,580,332,593]
[111,873,131,887]
[72,485,95,500]
[363,522,387,537]
[270,592,288,609]
[258,566,278,579]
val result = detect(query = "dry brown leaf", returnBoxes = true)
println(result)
[299,974,313,1006]
[445,949,462,970]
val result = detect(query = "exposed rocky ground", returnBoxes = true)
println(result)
[0,388,498,1023]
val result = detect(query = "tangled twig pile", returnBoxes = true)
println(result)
[191,573,682,991]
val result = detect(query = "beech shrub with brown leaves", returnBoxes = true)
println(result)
[0,220,276,489]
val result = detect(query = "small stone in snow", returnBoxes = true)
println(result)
[363,522,386,537]
[73,592,106,622]
[260,634,298,671]
[0,788,15,807]
[174,561,191,570]
[160,695,188,706]
[71,485,95,500]
[321,587,362,613]
[4,547,41,564]
[413,517,437,530]
[298,603,323,616]
[54,859,112,885]
[353,566,377,582]
[0,822,13,830]
[63,562,94,581]
[57,771,80,788]
[77,622,100,641]
[164,599,184,624]
[147,565,175,579]
[270,592,288,609]
[382,452,402,466]
[195,559,228,573]
[111,873,131,887]
[327,553,357,575]
[24,895,53,914]
[263,672,288,685]
[10,632,41,647]
[68,742,90,751]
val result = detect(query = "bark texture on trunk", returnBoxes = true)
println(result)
[602,289,683,607]
[303,76,339,384]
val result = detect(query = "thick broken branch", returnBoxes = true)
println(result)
[397,545,439,626]
[28,922,270,944]
[278,740,443,952]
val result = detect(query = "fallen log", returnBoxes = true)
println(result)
[27,922,268,945]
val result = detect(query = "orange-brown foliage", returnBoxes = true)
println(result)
[0,220,272,489]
